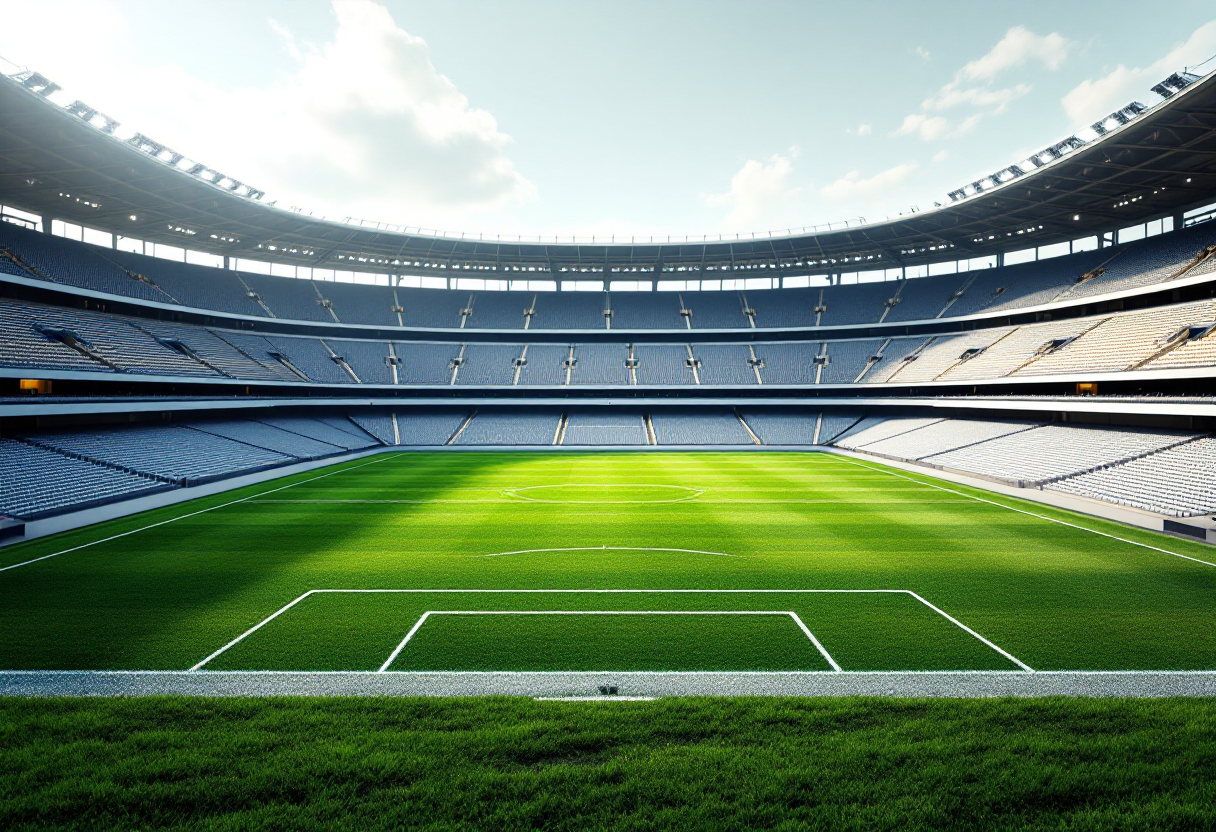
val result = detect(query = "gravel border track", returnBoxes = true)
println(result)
[4,670,1216,698]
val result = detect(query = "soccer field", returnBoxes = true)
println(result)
[2,450,1215,675]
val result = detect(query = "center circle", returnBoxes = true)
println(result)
[503,484,705,503]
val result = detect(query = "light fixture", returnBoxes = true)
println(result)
[1073,215,1080,221]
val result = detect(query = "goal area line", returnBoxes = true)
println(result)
[189,588,1031,674]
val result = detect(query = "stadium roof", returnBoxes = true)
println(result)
[0,67,1215,278]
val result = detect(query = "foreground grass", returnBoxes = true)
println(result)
[2,697,1214,830]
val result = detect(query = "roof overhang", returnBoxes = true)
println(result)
[0,68,1215,277]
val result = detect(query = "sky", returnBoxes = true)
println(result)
[0,0,1214,240]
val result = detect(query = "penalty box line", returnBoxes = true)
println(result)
[377,611,840,673]
[190,588,1031,673]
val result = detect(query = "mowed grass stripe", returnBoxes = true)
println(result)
[0,452,1214,672]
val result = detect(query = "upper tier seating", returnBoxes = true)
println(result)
[456,344,524,386]
[0,221,170,303]
[319,282,398,326]
[5,291,1216,387]
[4,220,1216,334]
[634,344,695,385]
[609,292,685,329]
[4,220,1215,332]
[107,250,268,316]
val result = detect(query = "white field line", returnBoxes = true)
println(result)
[0,455,397,575]
[375,610,840,673]
[247,498,974,505]
[502,483,706,504]
[192,588,1021,673]
[378,611,432,672]
[189,590,319,671]
[905,591,1033,672]
[834,456,1216,570]
[475,546,741,559]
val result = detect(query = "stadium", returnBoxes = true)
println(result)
[2,8,1216,828]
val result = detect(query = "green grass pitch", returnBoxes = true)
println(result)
[2,450,1216,673]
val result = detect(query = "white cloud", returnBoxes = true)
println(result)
[893,114,950,141]
[932,150,949,163]
[894,26,1072,141]
[856,123,872,136]
[702,150,803,229]
[914,46,931,63]
[958,26,1071,82]
[820,162,917,202]
[0,0,535,227]
[1061,20,1216,127]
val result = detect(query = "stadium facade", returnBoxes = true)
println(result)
[2,62,1216,542]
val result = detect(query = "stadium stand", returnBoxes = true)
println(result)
[466,292,529,329]
[879,330,1008,384]
[3,219,1215,335]
[857,337,931,383]
[538,291,606,329]
[1061,222,1216,300]
[747,288,818,328]
[609,292,684,330]
[651,410,755,444]
[941,250,1111,317]
[738,410,820,444]
[395,411,469,445]
[455,344,524,386]
[208,331,307,383]
[571,344,630,385]
[20,424,293,484]
[853,418,1041,460]
[317,282,398,327]
[455,411,558,445]
[687,292,749,328]
[0,437,167,519]
[833,416,948,450]
[396,287,468,329]
[695,344,758,385]
[350,411,396,445]
[107,251,269,317]
[920,424,1195,485]
[396,342,462,385]
[936,319,1098,381]
[750,342,820,385]
[634,344,695,385]
[515,344,570,385]
[190,420,347,459]
[259,336,355,384]
[0,221,171,303]
[821,339,884,384]
[239,273,335,323]
[882,273,967,322]
[331,339,395,385]
[563,412,649,445]
[1050,437,1216,517]
[252,417,379,451]
[1015,300,1216,375]
[818,412,864,444]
